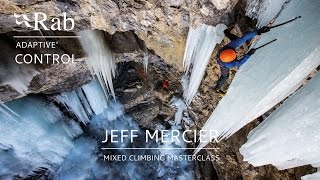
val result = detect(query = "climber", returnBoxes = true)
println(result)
[215,26,271,94]
[162,79,169,90]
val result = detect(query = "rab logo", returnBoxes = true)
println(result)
[14,12,74,31]
[14,13,33,28]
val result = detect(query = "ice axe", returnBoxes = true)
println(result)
[248,39,277,54]
[269,16,302,29]
[253,39,277,51]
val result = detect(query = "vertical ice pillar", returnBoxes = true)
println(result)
[56,79,109,120]
[182,24,226,105]
[80,80,109,115]
[196,0,320,151]
[143,52,149,74]
[76,30,116,100]
[240,72,320,169]
[56,91,90,124]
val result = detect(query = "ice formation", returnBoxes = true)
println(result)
[0,79,110,179]
[64,100,193,179]
[170,97,187,126]
[56,91,90,124]
[76,30,116,99]
[196,0,320,152]
[0,79,194,179]
[0,39,39,96]
[156,125,193,180]
[0,39,38,95]
[143,52,149,74]
[246,0,287,27]
[302,171,320,180]
[80,80,109,115]
[183,24,226,104]
[0,97,77,179]
[55,138,99,180]
[240,72,320,169]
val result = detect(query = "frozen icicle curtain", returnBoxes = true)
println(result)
[183,24,226,105]
[76,30,116,100]
[196,0,320,152]
[240,72,320,170]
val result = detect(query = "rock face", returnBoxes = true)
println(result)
[113,61,181,130]
[0,0,239,102]
[0,0,239,68]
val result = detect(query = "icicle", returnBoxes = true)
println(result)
[0,102,22,121]
[56,91,90,124]
[143,51,149,74]
[195,0,320,153]
[0,64,38,96]
[170,97,187,126]
[81,80,109,115]
[75,88,93,117]
[240,72,320,169]
[182,24,226,104]
[0,40,39,96]
[76,30,116,100]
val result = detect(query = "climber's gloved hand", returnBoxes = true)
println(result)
[257,26,270,35]
[247,49,256,55]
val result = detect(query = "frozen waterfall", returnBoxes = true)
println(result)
[0,97,78,179]
[76,30,117,100]
[0,79,109,179]
[182,24,226,105]
[196,0,320,152]
[0,79,193,179]
[240,72,320,170]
